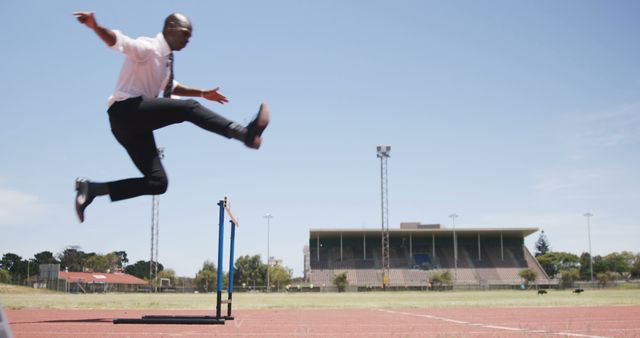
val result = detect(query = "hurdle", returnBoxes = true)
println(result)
[113,197,237,325]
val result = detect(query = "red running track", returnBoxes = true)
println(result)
[6,306,640,337]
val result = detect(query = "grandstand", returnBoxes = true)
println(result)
[306,222,550,289]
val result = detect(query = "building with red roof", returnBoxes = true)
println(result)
[38,264,150,293]
[54,270,148,293]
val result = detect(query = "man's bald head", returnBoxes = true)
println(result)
[164,13,192,31]
[163,13,192,51]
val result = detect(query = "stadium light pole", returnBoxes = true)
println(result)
[376,145,391,289]
[584,212,594,282]
[150,147,164,292]
[264,213,274,292]
[449,213,458,285]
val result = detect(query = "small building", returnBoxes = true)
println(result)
[38,264,148,293]
[58,271,148,293]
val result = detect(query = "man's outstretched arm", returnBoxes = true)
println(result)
[173,84,229,104]
[73,12,116,47]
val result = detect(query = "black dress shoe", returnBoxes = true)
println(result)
[244,103,270,149]
[75,178,94,223]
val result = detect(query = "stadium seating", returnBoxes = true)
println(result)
[309,232,550,287]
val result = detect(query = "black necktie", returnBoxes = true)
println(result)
[163,53,174,98]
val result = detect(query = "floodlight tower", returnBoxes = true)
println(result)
[264,213,274,292]
[376,145,391,289]
[584,212,594,282]
[449,213,459,285]
[150,147,164,291]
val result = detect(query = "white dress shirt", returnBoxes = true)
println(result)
[107,30,178,107]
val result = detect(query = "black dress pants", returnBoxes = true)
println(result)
[106,96,232,201]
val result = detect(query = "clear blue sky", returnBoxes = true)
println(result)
[1,1,638,277]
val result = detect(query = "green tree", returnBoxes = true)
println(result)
[537,254,557,278]
[112,251,129,269]
[596,271,616,287]
[84,252,121,273]
[536,252,580,279]
[534,231,551,257]
[518,268,537,288]
[1,253,22,271]
[125,260,164,279]
[125,260,147,278]
[84,254,102,272]
[600,252,635,280]
[430,270,452,290]
[559,268,580,288]
[0,253,27,281]
[30,251,59,277]
[333,272,348,292]
[157,269,176,287]
[631,253,640,279]
[592,255,606,275]
[57,246,87,272]
[579,252,593,280]
[234,255,267,289]
[195,261,218,292]
[269,265,292,291]
[33,251,58,265]
[0,269,10,283]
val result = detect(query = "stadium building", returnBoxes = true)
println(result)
[38,264,148,293]
[305,222,550,290]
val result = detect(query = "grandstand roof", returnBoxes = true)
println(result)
[310,227,538,237]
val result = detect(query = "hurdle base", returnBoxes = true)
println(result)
[113,315,225,325]
[224,316,234,320]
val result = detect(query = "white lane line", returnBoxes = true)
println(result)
[483,324,525,331]
[557,333,610,338]
[377,309,611,338]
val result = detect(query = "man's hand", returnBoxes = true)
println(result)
[202,87,229,104]
[72,12,116,47]
[73,12,98,30]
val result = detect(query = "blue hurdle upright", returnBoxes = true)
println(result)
[113,197,237,325]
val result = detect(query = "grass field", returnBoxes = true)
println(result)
[2,284,640,310]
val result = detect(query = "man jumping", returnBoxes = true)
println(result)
[73,11,269,222]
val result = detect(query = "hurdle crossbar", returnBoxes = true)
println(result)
[113,197,237,325]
